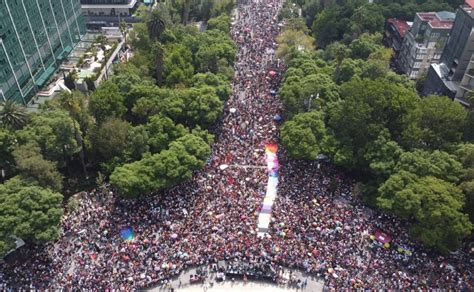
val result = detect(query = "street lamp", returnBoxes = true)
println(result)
[307,93,319,111]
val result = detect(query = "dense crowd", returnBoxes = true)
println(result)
[1,0,473,290]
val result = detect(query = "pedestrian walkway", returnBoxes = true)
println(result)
[149,265,324,292]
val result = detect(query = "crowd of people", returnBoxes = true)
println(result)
[1,0,473,290]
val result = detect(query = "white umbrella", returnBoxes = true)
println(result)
[229,108,237,113]
[219,164,229,170]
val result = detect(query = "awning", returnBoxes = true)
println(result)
[35,66,56,87]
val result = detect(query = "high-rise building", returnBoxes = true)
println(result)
[423,0,474,106]
[397,11,455,79]
[0,0,86,104]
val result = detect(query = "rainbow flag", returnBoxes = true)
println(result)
[257,143,280,237]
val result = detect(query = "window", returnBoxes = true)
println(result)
[413,62,421,68]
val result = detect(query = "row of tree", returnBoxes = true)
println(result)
[0,5,235,256]
[277,6,473,252]
[279,0,463,48]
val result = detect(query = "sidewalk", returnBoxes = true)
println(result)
[149,266,324,292]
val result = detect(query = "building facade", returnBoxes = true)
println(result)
[0,0,86,104]
[81,0,140,29]
[423,0,474,106]
[384,18,412,58]
[397,11,454,79]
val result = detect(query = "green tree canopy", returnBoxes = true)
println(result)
[110,133,210,198]
[0,100,29,130]
[163,44,195,87]
[279,73,339,117]
[207,14,231,34]
[17,110,81,168]
[12,142,63,191]
[0,127,17,178]
[191,73,232,100]
[403,95,468,150]
[364,129,403,180]
[276,28,316,63]
[0,177,63,257]
[181,86,224,127]
[89,117,131,161]
[328,78,419,170]
[348,33,383,59]
[89,81,127,124]
[146,115,188,153]
[395,150,463,183]
[281,111,332,160]
[378,173,472,253]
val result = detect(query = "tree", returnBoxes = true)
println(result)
[129,23,152,51]
[182,0,192,25]
[12,142,63,191]
[0,177,63,257]
[348,33,383,59]
[110,133,210,198]
[132,88,185,122]
[124,125,150,161]
[163,44,195,87]
[17,110,81,169]
[54,91,92,175]
[55,91,92,136]
[109,72,151,110]
[181,86,223,127]
[281,111,332,160]
[276,29,316,63]
[279,73,339,117]
[90,117,131,161]
[152,42,165,86]
[64,71,76,90]
[364,129,403,180]
[146,115,188,153]
[207,14,231,34]
[191,73,232,100]
[195,30,236,73]
[349,4,384,38]
[403,95,468,150]
[127,83,164,117]
[395,150,463,183]
[328,78,419,170]
[378,173,472,253]
[456,143,474,223]
[0,100,29,130]
[147,9,166,40]
[311,6,349,48]
[0,127,17,179]
[119,19,128,45]
[89,81,126,124]
[333,58,363,84]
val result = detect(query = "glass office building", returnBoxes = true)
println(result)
[0,0,86,104]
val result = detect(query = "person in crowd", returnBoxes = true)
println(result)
[1,0,472,290]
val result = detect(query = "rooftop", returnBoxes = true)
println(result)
[417,11,455,29]
[387,18,412,38]
[81,0,137,9]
